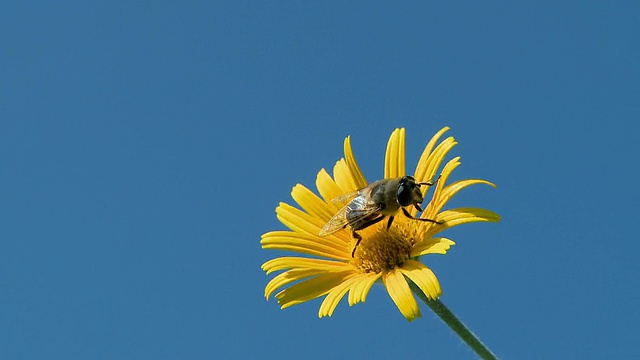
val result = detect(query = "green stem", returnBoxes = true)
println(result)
[409,282,498,360]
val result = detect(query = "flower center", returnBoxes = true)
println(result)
[352,221,417,273]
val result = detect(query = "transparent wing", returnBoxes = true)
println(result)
[319,195,383,236]
[330,189,361,204]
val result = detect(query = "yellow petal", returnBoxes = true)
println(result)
[433,179,497,215]
[315,169,344,211]
[291,184,336,221]
[265,268,326,299]
[333,159,359,194]
[412,156,460,218]
[399,260,441,300]
[415,132,457,186]
[318,275,358,318]
[261,231,350,259]
[440,207,500,223]
[425,207,501,236]
[344,136,368,189]
[411,237,456,257]
[384,128,406,179]
[383,270,421,322]
[276,202,329,237]
[414,126,450,183]
[437,156,461,188]
[261,256,350,275]
[276,270,354,309]
[348,272,382,305]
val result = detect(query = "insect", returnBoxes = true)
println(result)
[319,175,443,257]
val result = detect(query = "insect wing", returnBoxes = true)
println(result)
[329,189,361,204]
[319,195,382,236]
[344,197,383,231]
[319,202,353,236]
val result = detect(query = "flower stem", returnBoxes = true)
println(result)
[409,282,498,360]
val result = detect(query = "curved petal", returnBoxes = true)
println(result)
[413,156,460,218]
[333,159,359,194]
[348,272,382,305]
[399,260,441,300]
[415,136,457,186]
[383,269,421,322]
[344,136,368,189]
[318,275,359,318]
[265,268,326,299]
[411,237,456,257]
[276,270,354,309]
[291,184,336,221]
[276,202,333,238]
[261,231,350,259]
[261,256,351,275]
[419,157,459,218]
[432,179,496,216]
[315,168,345,211]
[384,128,406,179]
[414,126,450,182]
[425,207,501,236]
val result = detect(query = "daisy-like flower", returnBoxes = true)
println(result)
[261,127,499,321]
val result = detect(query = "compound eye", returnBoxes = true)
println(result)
[397,183,413,207]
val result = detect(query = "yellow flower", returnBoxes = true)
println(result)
[261,127,499,321]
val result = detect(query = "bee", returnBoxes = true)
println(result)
[319,175,443,257]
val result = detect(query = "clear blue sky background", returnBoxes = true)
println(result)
[2,1,639,359]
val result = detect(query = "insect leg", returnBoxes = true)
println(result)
[352,214,385,231]
[401,207,443,224]
[386,216,394,230]
[351,215,385,257]
[419,174,441,187]
[351,231,362,257]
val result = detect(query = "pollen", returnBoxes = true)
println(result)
[353,221,418,273]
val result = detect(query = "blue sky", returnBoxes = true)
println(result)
[2,1,639,359]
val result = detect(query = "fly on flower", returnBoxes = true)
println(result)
[261,127,499,321]
[319,175,444,257]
